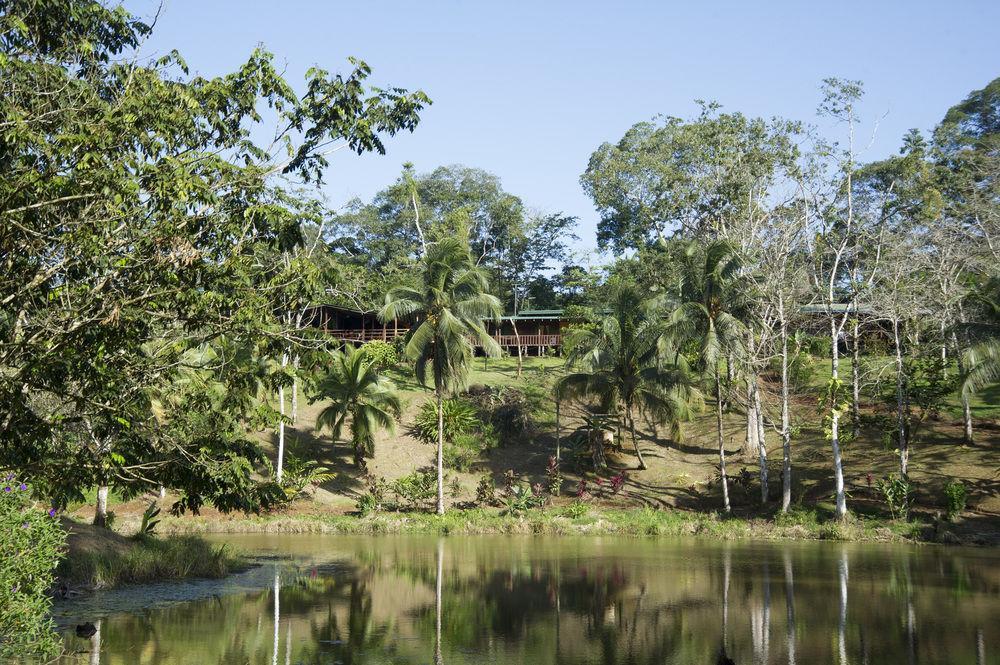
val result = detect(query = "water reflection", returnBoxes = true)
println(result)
[57,536,999,664]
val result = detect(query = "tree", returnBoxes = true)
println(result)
[0,0,429,515]
[313,344,402,470]
[669,241,747,513]
[555,281,697,470]
[379,235,501,514]
[962,277,1000,397]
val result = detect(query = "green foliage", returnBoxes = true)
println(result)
[943,480,967,520]
[57,535,238,589]
[545,456,562,496]
[356,475,389,517]
[561,500,590,519]
[313,344,402,469]
[413,398,478,444]
[771,349,815,389]
[499,483,545,516]
[465,385,535,446]
[475,474,499,507]
[0,0,427,516]
[801,334,833,359]
[392,470,436,511]
[876,474,913,520]
[0,479,64,661]
[138,501,161,538]
[360,340,399,372]
[279,451,335,500]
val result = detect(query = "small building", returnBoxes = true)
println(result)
[305,305,576,352]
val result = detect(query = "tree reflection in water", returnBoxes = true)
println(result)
[58,537,998,664]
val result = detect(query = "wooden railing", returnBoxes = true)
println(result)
[323,328,562,347]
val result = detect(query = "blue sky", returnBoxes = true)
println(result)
[130,1,999,260]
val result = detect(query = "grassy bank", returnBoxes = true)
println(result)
[151,506,960,545]
[58,520,244,591]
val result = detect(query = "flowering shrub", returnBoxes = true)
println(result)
[0,476,65,660]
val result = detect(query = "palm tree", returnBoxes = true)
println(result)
[668,241,746,513]
[313,344,402,470]
[379,235,501,514]
[555,281,697,470]
[962,276,1000,398]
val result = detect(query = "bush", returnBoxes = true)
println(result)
[768,350,815,389]
[499,483,545,516]
[280,451,335,501]
[413,398,478,444]
[943,480,967,520]
[392,469,436,511]
[876,474,912,520]
[0,478,65,661]
[443,432,482,472]
[361,340,399,372]
[475,474,498,507]
[464,385,536,446]
[356,474,389,516]
[801,334,832,359]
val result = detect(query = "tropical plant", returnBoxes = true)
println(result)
[943,480,967,520]
[668,240,747,513]
[279,452,335,500]
[555,281,697,470]
[392,469,437,511]
[313,344,402,470]
[360,340,400,372]
[413,398,478,444]
[137,501,161,538]
[475,474,499,507]
[500,483,545,516]
[876,474,913,520]
[962,277,1000,395]
[0,478,65,661]
[379,235,502,514]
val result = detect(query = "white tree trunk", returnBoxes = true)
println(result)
[272,567,280,665]
[435,538,444,665]
[784,551,796,665]
[716,372,731,514]
[780,306,792,513]
[851,319,861,439]
[94,485,109,528]
[276,352,288,483]
[436,390,445,515]
[892,318,908,478]
[754,379,768,505]
[830,320,847,519]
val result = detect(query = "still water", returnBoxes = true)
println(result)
[55,535,999,664]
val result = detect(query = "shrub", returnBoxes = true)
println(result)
[802,334,832,359]
[545,456,562,496]
[768,350,815,389]
[610,471,628,495]
[500,483,545,516]
[414,398,478,444]
[280,451,335,500]
[138,501,161,538]
[443,432,483,472]
[392,469,436,510]
[561,500,589,518]
[943,480,967,520]
[0,478,65,661]
[464,385,536,446]
[356,474,388,516]
[361,340,399,372]
[876,474,912,520]
[475,474,498,507]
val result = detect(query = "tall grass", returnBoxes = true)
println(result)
[58,536,241,589]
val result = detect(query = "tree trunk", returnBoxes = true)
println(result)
[628,407,646,470]
[851,319,861,440]
[830,319,847,519]
[94,485,109,528]
[276,352,288,483]
[753,379,768,505]
[716,371,730,514]
[512,319,523,378]
[291,355,300,425]
[744,375,759,458]
[893,317,908,479]
[952,328,974,445]
[555,399,561,463]
[779,306,792,513]
[436,390,445,515]
[725,352,735,411]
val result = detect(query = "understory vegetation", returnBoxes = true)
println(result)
[1,0,999,659]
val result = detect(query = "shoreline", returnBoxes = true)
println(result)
[138,506,995,547]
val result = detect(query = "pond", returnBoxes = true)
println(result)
[55,535,998,664]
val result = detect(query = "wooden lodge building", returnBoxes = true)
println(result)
[305,305,572,354]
